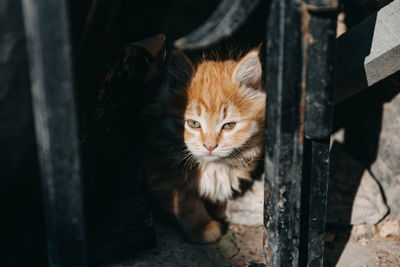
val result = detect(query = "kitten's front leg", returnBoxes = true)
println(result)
[204,200,227,222]
[173,192,222,243]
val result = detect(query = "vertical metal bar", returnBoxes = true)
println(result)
[1,1,33,179]
[264,0,306,265]
[304,1,337,140]
[20,1,87,266]
[303,1,337,266]
[306,138,331,266]
[1,0,47,265]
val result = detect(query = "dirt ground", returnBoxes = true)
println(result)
[108,217,400,267]
[109,223,264,267]
[108,180,400,267]
[109,181,266,267]
[325,217,400,267]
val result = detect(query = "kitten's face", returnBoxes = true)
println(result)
[184,101,260,161]
[182,51,265,163]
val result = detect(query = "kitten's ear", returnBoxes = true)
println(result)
[167,50,194,89]
[232,49,262,89]
[132,33,165,58]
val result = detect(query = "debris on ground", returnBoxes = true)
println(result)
[378,217,400,239]
[216,233,239,259]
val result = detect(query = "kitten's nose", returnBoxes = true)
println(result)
[203,143,218,152]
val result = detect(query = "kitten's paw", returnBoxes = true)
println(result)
[201,220,222,243]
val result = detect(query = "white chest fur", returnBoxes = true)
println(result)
[198,163,250,202]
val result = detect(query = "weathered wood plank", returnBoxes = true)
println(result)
[335,0,400,104]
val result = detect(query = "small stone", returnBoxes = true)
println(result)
[216,233,240,259]
[230,224,239,232]
[359,238,369,246]
[369,89,400,220]
[379,220,400,238]
[350,171,388,225]
[352,224,374,241]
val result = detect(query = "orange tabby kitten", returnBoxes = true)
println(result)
[145,48,265,243]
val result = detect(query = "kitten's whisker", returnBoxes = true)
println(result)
[175,149,193,167]
[180,149,199,176]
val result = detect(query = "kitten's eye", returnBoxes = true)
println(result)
[222,122,236,130]
[187,120,201,129]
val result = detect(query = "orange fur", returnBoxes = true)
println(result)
[145,49,265,243]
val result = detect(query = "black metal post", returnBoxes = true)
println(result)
[264,0,306,265]
[174,0,261,50]
[20,1,87,266]
[303,1,337,266]
[264,0,336,266]
[1,1,47,265]
[304,138,331,266]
